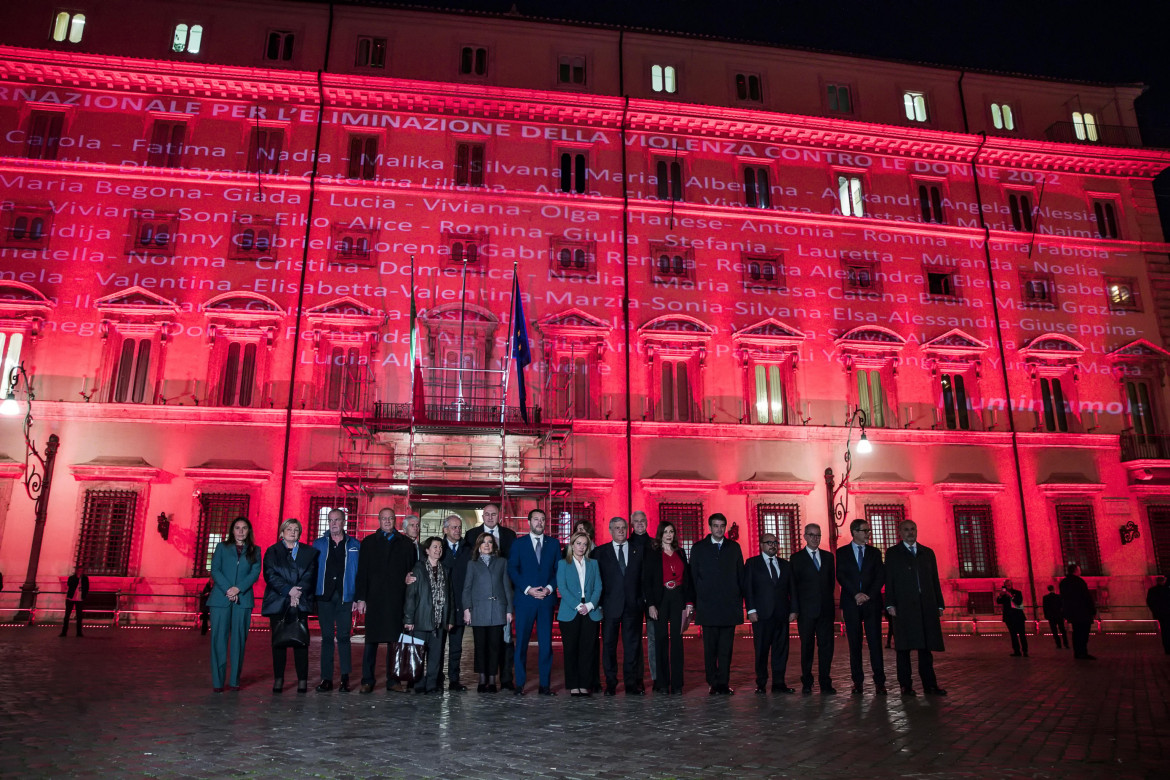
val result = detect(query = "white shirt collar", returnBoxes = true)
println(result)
[806,546,820,556]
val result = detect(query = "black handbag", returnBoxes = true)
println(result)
[391,632,427,683]
[271,606,309,649]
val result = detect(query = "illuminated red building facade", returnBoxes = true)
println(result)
[1,0,1169,621]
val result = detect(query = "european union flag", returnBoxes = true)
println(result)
[510,274,532,422]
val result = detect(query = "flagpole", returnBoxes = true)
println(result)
[455,251,470,421]
[501,262,517,428]
[408,253,416,409]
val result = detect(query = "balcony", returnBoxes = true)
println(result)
[1045,121,1143,148]
[1119,433,1170,462]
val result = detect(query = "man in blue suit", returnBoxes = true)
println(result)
[508,508,560,695]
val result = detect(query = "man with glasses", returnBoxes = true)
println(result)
[835,518,887,695]
[744,534,797,694]
[791,523,836,694]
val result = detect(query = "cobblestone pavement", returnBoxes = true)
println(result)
[1,625,1167,779]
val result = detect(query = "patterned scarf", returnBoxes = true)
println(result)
[427,560,447,628]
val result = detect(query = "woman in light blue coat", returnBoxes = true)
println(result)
[557,531,602,696]
[207,517,262,692]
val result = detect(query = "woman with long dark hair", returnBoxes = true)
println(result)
[641,521,695,693]
[261,518,319,693]
[208,517,261,692]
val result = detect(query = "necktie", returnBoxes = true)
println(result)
[452,542,458,556]
[768,557,778,583]
[910,546,921,591]
[856,545,864,570]
[535,536,542,562]
[812,550,820,571]
[618,543,626,573]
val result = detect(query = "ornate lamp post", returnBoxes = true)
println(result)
[2,362,60,623]
[823,409,871,552]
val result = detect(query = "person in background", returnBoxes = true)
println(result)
[404,537,455,694]
[641,520,694,694]
[312,508,361,692]
[208,517,261,692]
[462,532,513,692]
[1060,563,1097,660]
[198,578,212,636]
[1147,575,1170,655]
[997,579,1028,657]
[60,566,89,637]
[1042,584,1068,650]
[262,518,319,694]
[557,531,602,696]
[439,514,471,691]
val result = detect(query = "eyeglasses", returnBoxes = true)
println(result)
[761,540,779,545]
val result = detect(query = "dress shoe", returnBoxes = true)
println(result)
[604,685,617,696]
[924,686,948,696]
[652,685,668,694]
[501,681,515,690]
[477,683,487,693]
[212,687,224,693]
[709,686,719,695]
[801,686,813,695]
[875,685,888,695]
[486,684,498,693]
[449,683,468,692]
[721,686,735,695]
[538,687,556,696]
[772,685,796,694]
[316,679,333,692]
[359,683,374,694]
[513,688,526,696]
[900,686,917,696]
[851,684,864,695]
[821,686,838,695]
[228,686,241,692]
[1010,652,1022,657]
[755,685,767,694]
[670,687,682,695]
[625,686,645,696]
[338,679,353,693]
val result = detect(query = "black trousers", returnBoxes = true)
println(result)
[270,616,309,681]
[701,624,735,688]
[1005,616,1029,655]
[317,591,353,679]
[472,625,504,675]
[1158,619,1170,654]
[1047,618,1068,648]
[560,614,599,690]
[842,605,885,686]
[413,628,447,692]
[500,631,514,685]
[895,648,937,690]
[61,602,84,635]
[653,587,686,691]
[440,624,466,685]
[362,643,395,686]
[750,612,791,688]
[602,608,644,689]
[797,613,835,688]
[1070,619,1093,657]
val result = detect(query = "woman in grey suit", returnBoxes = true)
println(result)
[404,537,454,694]
[461,533,513,693]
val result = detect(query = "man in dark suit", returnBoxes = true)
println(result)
[439,514,472,690]
[401,514,422,567]
[885,519,947,695]
[836,518,886,694]
[744,533,797,694]
[508,508,560,695]
[791,523,836,694]
[1042,585,1068,649]
[690,512,745,695]
[997,578,1028,657]
[629,510,655,687]
[355,507,418,694]
[60,567,89,637]
[464,503,517,687]
[1060,563,1097,660]
[592,516,646,694]
[1147,575,1170,655]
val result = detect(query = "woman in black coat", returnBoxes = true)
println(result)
[404,537,455,693]
[262,518,319,693]
[642,521,695,694]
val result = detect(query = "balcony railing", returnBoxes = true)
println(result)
[1044,121,1144,148]
[1119,433,1170,461]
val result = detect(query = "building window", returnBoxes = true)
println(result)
[442,232,487,272]
[659,502,702,553]
[925,269,957,299]
[756,503,800,558]
[146,120,186,168]
[230,218,276,260]
[1039,376,1070,432]
[742,254,784,291]
[1125,380,1158,439]
[1020,272,1055,308]
[843,258,879,294]
[743,165,771,208]
[332,225,375,267]
[1106,277,1140,312]
[651,64,677,94]
[1055,504,1101,576]
[194,493,250,575]
[1072,111,1098,142]
[247,127,284,175]
[51,11,85,43]
[650,245,695,286]
[1147,505,1170,575]
[454,142,485,187]
[990,102,1015,131]
[218,341,259,407]
[265,30,295,61]
[347,135,378,180]
[1092,199,1120,239]
[460,46,487,76]
[954,504,997,577]
[856,367,887,428]
[1007,190,1034,232]
[76,489,137,576]
[172,23,203,54]
[751,363,790,425]
[558,55,586,86]
[660,361,694,422]
[826,83,853,114]
[2,207,52,249]
[918,182,945,224]
[548,355,593,420]
[129,213,179,257]
[837,174,865,217]
[549,238,595,279]
[355,36,386,68]
[1,331,25,393]
[310,495,358,538]
[655,158,684,201]
[903,91,928,122]
[939,371,970,430]
[108,337,154,404]
[24,111,64,161]
[735,73,762,102]
[323,345,363,411]
[558,151,588,194]
[864,504,903,551]
[550,501,594,546]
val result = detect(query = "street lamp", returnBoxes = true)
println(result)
[824,408,871,552]
[3,362,61,623]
